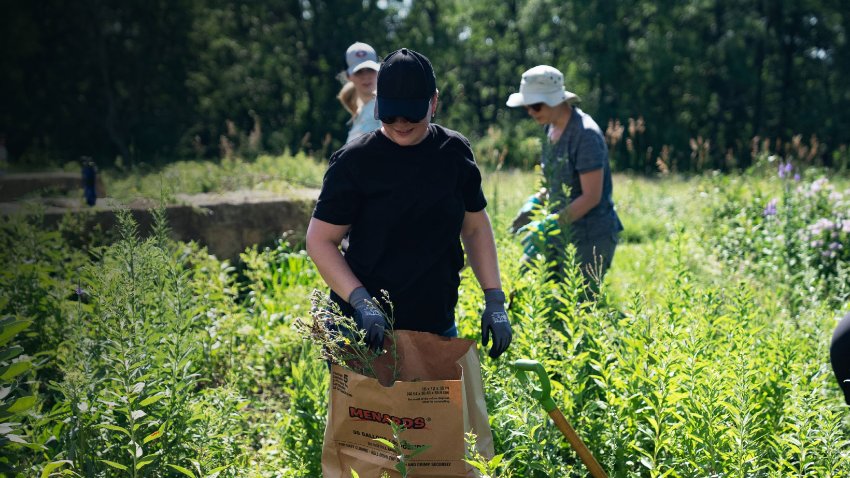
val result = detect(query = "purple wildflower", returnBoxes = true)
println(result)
[794,173,801,182]
[809,218,835,236]
[763,198,778,217]
[778,162,793,179]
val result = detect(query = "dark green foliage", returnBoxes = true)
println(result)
[3,1,849,170]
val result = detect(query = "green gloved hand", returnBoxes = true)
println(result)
[518,213,561,258]
[510,193,545,233]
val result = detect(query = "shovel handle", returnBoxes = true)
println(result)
[511,359,608,478]
[549,408,609,478]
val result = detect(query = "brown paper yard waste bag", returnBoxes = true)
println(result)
[321,330,494,478]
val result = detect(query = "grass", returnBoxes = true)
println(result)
[102,152,327,202]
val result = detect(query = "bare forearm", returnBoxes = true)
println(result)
[461,213,502,291]
[307,239,362,300]
[561,169,604,224]
[306,218,362,301]
[563,194,600,223]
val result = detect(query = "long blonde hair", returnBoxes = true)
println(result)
[337,81,359,117]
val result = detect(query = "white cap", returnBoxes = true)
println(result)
[346,42,380,75]
[506,65,580,107]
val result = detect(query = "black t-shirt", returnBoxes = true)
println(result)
[312,124,487,333]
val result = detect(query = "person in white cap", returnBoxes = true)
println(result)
[506,65,623,295]
[337,42,382,144]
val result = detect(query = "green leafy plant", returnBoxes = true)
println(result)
[371,421,431,478]
[464,432,507,478]
[0,316,37,474]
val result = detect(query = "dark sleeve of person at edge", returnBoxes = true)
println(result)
[830,312,850,405]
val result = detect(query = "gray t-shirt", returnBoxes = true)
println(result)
[542,106,623,239]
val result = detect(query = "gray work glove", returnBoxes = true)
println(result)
[349,286,386,352]
[481,289,512,359]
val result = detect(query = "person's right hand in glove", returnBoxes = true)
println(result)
[481,289,512,359]
[348,286,386,352]
[518,213,561,258]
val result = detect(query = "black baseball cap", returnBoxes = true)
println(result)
[374,48,436,122]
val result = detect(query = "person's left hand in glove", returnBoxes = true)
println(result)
[510,192,544,233]
[481,289,512,359]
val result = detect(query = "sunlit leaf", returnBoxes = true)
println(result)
[40,459,73,478]
[143,429,163,444]
[168,464,196,477]
[0,319,32,346]
[139,393,166,407]
[97,424,131,437]
[372,438,395,449]
[0,361,31,380]
[5,433,27,443]
[100,460,128,471]
[6,394,36,413]
[205,465,227,478]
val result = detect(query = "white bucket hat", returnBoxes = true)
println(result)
[506,65,580,107]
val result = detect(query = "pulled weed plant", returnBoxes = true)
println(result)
[294,290,395,381]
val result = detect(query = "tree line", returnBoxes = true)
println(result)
[2,0,849,172]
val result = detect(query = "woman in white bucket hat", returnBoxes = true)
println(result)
[507,65,623,296]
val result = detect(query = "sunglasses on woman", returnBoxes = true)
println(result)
[524,103,545,112]
[380,114,427,125]
[379,98,433,124]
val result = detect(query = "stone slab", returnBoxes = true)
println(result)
[0,188,319,263]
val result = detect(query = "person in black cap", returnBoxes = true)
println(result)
[306,48,512,359]
[831,312,850,404]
